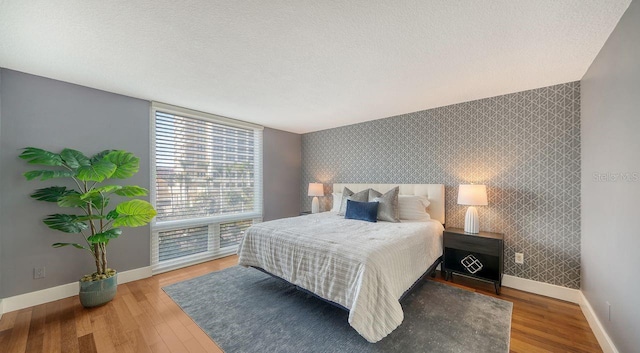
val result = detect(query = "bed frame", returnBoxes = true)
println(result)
[254,183,446,311]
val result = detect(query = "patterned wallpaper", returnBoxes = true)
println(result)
[301,82,581,289]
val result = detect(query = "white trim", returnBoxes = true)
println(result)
[149,102,157,272]
[0,299,3,320]
[502,274,581,303]
[152,212,262,232]
[151,102,263,130]
[0,266,152,314]
[579,291,619,353]
[114,266,153,284]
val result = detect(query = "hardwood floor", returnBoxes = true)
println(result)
[0,255,602,353]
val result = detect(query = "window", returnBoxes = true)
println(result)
[151,103,263,273]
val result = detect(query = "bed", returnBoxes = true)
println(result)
[237,183,445,343]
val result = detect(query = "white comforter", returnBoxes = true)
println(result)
[236,212,444,342]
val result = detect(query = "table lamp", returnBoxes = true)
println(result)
[308,183,324,214]
[457,184,488,234]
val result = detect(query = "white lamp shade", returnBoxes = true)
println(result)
[457,184,488,206]
[308,183,324,197]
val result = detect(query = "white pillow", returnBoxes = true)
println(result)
[331,193,342,212]
[398,195,431,220]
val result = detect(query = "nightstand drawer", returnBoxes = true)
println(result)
[444,248,501,281]
[443,233,501,256]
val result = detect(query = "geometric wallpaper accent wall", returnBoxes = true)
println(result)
[301,82,581,289]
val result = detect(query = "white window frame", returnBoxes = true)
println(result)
[150,102,263,273]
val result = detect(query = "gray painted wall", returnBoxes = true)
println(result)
[0,69,3,301]
[0,69,151,298]
[580,1,640,352]
[263,128,301,221]
[0,69,302,298]
[302,82,581,288]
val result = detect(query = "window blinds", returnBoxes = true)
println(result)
[151,103,263,273]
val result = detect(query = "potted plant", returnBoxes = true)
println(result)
[20,147,157,307]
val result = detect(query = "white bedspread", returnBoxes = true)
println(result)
[236,212,444,342]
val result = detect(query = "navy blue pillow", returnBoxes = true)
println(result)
[345,200,379,223]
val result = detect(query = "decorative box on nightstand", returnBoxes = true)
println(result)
[442,228,504,294]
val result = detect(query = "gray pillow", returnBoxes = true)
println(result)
[338,187,369,216]
[369,186,400,222]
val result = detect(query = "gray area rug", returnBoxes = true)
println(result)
[163,266,512,353]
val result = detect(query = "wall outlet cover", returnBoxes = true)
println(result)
[515,253,524,264]
[33,267,46,279]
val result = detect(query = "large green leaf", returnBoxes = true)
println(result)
[43,214,88,233]
[57,192,88,208]
[76,159,116,182]
[24,170,75,181]
[30,186,74,202]
[106,209,119,220]
[90,150,114,164]
[80,185,122,200]
[87,228,122,243]
[114,186,148,197]
[81,185,148,200]
[52,243,88,250]
[60,149,91,169]
[19,147,63,166]
[105,150,140,179]
[113,200,157,227]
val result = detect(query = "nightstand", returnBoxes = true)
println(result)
[442,228,504,294]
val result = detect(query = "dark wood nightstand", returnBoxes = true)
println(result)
[443,228,504,294]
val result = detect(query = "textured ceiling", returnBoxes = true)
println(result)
[0,1,631,133]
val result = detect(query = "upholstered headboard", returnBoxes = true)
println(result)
[332,183,446,225]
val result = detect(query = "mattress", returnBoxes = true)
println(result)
[237,212,444,342]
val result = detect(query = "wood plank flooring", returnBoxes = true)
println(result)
[0,255,602,352]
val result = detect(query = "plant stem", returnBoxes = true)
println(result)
[93,243,103,275]
[101,243,107,273]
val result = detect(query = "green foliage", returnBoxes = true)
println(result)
[113,200,157,227]
[20,147,157,278]
[105,150,140,179]
[30,186,74,202]
[87,228,122,243]
[53,243,88,250]
[60,149,91,169]
[19,147,64,166]
[76,159,117,182]
[43,214,88,233]
[57,192,86,208]
[24,170,75,181]
[114,185,148,197]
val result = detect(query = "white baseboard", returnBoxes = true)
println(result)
[117,266,153,283]
[579,291,619,353]
[502,274,581,303]
[0,266,152,315]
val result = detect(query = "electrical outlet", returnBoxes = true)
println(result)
[607,301,611,321]
[34,266,46,279]
[515,253,524,264]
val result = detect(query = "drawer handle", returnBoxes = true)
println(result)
[461,254,483,274]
